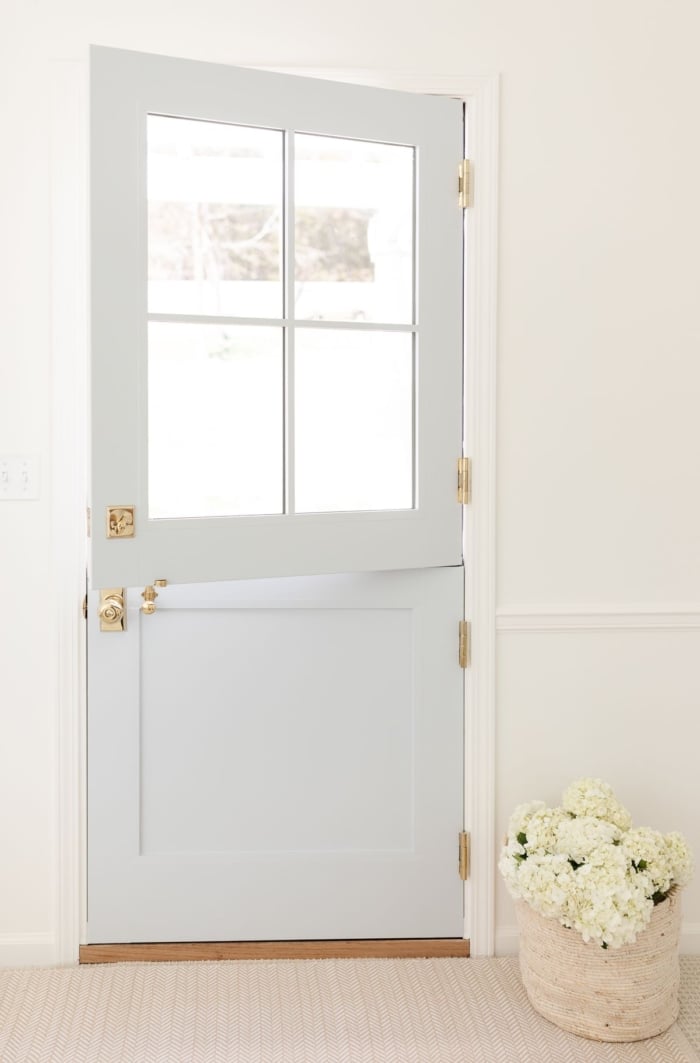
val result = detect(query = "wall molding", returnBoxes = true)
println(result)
[460,73,500,958]
[681,924,700,955]
[50,59,88,967]
[0,933,57,969]
[495,925,519,956]
[496,922,700,957]
[497,605,700,632]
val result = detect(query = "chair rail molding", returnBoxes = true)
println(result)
[497,605,700,632]
[50,59,499,963]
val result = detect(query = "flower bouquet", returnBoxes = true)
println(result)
[500,778,693,1041]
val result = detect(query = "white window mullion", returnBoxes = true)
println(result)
[284,129,296,516]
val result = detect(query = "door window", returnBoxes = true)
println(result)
[90,47,463,585]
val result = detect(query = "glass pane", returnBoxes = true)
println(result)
[294,330,413,513]
[148,324,283,518]
[148,116,283,317]
[295,135,414,324]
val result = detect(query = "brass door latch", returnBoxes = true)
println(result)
[141,580,168,614]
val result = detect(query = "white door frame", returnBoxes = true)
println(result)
[49,58,499,963]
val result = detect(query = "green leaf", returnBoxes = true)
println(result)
[517,832,527,847]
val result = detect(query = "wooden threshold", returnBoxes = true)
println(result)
[79,938,470,964]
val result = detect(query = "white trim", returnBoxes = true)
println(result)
[50,59,88,966]
[495,925,520,957]
[51,60,500,960]
[0,933,57,969]
[496,922,700,956]
[680,924,700,955]
[497,605,700,632]
[460,74,499,958]
[269,69,497,99]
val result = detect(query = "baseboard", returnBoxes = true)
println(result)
[0,932,56,968]
[680,923,700,954]
[495,926,519,956]
[496,922,700,957]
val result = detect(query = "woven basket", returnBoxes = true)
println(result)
[515,889,681,1042]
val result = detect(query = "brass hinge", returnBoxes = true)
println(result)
[457,457,471,504]
[459,831,470,880]
[82,594,87,620]
[458,159,472,208]
[459,620,471,669]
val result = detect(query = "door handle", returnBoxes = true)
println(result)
[98,589,126,632]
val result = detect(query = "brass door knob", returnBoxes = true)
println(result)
[98,593,124,624]
[98,590,126,631]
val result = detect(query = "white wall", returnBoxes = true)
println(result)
[1,0,699,962]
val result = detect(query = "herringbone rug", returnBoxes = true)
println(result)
[0,956,698,1062]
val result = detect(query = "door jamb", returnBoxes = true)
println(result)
[50,60,499,962]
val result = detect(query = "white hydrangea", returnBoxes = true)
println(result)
[622,828,673,895]
[505,801,546,842]
[555,816,621,864]
[498,845,523,895]
[666,831,694,888]
[521,807,572,855]
[500,777,694,949]
[562,777,632,831]
[513,852,576,919]
[561,851,654,949]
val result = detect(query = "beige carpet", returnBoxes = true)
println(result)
[0,956,698,1062]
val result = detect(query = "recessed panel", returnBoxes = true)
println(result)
[148,115,283,317]
[148,323,283,518]
[294,329,414,513]
[139,608,414,854]
[295,134,414,324]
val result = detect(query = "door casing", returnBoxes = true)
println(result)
[48,59,499,962]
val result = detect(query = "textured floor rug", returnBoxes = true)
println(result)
[0,956,698,1062]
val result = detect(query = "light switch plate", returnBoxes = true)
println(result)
[0,455,40,500]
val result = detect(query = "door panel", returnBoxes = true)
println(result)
[88,49,466,946]
[90,46,463,587]
[87,567,464,942]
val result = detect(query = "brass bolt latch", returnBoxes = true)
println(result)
[141,579,168,615]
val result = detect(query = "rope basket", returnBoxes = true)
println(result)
[515,889,681,1042]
